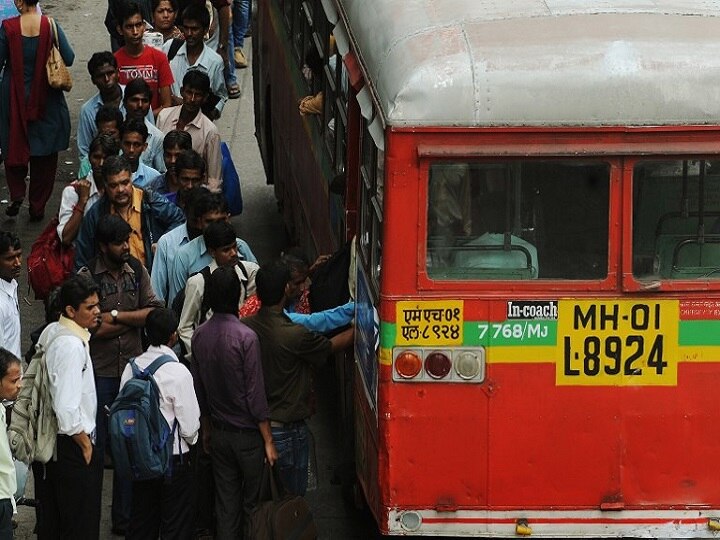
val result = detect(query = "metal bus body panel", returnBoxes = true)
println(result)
[354,125,720,535]
[337,0,720,128]
[254,0,339,256]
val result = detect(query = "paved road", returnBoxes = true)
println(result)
[4,0,376,537]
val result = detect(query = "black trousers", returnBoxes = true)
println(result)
[211,427,265,540]
[127,454,195,540]
[0,499,12,540]
[33,435,103,540]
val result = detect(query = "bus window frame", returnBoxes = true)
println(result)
[416,156,621,292]
[622,154,720,292]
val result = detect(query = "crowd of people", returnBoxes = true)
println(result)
[0,0,357,538]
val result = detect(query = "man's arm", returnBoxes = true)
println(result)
[73,208,99,271]
[172,365,201,446]
[287,302,355,334]
[330,326,354,353]
[76,106,94,158]
[205,131,223,193]
[150,238,170,304]
[178,274,204,360]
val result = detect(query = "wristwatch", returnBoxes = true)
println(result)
[111,309,119,324]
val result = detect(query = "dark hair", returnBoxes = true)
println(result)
[102,154,133,180]
[194,191,227,219]
[124,78,153,102]
[163,129,192,151]
[177,186,206,219]
[175,149,206,177]
[45,287,62,324]
[87,51,117,77]
[89,133,121,158]
[256,259,291,306]
[59,275,99,317]
[95,105,124,129]
[181,3,210,29]
[182,70,210,94]
[145,308,178,346]
[121,117,149,142]
[152,0,178,11]
[0,348,19,379]
[281,248,309,276]
[0,232,20,256]
[120,1,144,24]
[204,221,236,250]
[206,266,240,314]
[96,214,132,245]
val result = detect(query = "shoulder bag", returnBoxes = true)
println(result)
[46,17,72,91]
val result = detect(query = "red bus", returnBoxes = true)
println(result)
[254,1,720,536]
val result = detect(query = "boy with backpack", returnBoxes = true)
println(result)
[115,307,200,539]
[177,220,257,360]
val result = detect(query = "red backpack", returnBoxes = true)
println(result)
[27,217,75,300]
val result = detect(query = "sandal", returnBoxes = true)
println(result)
[228,83,241,99]
[5,200,21,217]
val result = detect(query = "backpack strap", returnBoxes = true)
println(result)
[167,38,183,61]
[198,266,213,323]
[144,354,176,377]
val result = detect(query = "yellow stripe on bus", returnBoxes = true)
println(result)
[678,346,720,362]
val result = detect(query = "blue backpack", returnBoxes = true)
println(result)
[109,355,178,481]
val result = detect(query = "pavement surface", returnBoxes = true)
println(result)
[3,0,377,537]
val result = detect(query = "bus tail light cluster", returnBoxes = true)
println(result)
[392,347,485,383]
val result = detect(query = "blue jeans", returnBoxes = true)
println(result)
[271,421,309,496]
[232,0,250,49]
[95,376,132,531]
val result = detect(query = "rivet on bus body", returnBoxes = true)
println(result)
[398,511,422,532]
[708,518,720,531]
[516,519,532,536]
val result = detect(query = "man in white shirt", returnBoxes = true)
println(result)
[33,275,103,539]
[0,232,21,359]
[120,307,200,539]
[156,71,222,192]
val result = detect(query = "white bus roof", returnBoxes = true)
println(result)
[337,1,720,127]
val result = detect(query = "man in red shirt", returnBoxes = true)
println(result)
[114,1,174,117]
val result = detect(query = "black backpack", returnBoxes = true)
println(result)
[308,242,351,312]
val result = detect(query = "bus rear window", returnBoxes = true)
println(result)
[633,160,720,281]
[426,161,610,281]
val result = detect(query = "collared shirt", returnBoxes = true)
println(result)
[79,257,163,378]
[76,85,127,158]
[142,120,167,173]
[156,105,222,192]
[191,313,269,430]
[56,175,101,240]
[150,223,190,303]
[162,41,228,115]
[111,187,147,265]
[168,235,257,305]
[241,308,332,423]
[178,259,259,358]
[120,345,200,454]
[132,161,162,191]
[45,317,97,437]
[0,406,16,510]
[0,278,20,358]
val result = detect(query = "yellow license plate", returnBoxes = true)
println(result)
[556,300,679,386]
[396,300,464,346]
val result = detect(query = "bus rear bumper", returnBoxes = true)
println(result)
[386,508,720,537]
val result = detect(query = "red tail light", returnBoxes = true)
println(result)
[424,352,452,379]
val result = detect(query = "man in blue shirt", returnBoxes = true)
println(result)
[169,193,256,304]
[123,78,165,171]
[120,118,161,189]
[146,130,193,206]
[77,52,125,160]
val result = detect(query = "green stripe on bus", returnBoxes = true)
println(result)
[380,321,557,348]
[679,320,720,346]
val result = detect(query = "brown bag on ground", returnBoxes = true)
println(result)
[248,462,318,540]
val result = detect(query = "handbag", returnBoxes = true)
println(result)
[248,462,317,540]
[27,216,75,300]
[46,17,72,92]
